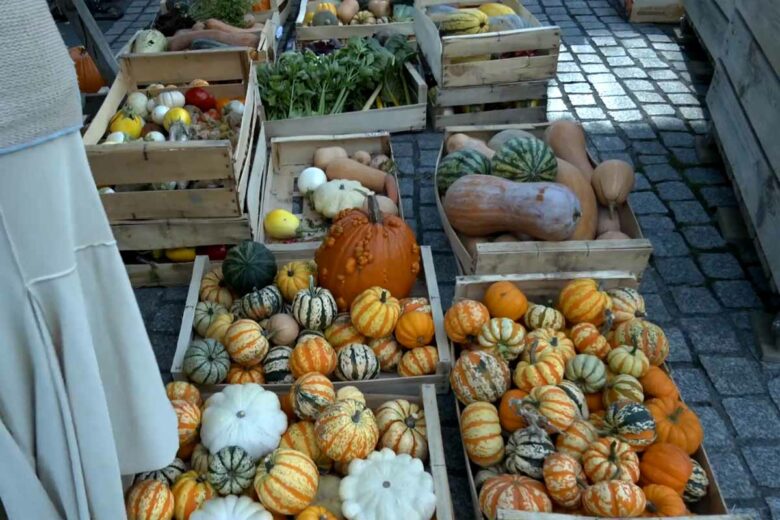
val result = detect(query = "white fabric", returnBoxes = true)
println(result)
[0,131,178,519]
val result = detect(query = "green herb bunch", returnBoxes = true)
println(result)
[189,0,253,26]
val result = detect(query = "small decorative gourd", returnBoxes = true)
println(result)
[445,299,490,343]
[645,397,702,454]
[235,286,283,321]
[557,380,589,420]
[227,364,266,384]
[607,287,646,324]
[582,480,646,517]
[292,277,338,331]
[558,278,612,326]
[126,479,174,520]
[172,470,215,520]
[134,457,188,486]
[397,346,439,376]
[166,382,202,407]
[512,341,565,392]
[290,372,335,420]
[582,437,640,483]
[193,301,229,338]
[350,286,401,338]
[324,314,366,352]
[477,318,526,361]
[375,399,427,460]
[225,320,269,367]
[369,336,402,371]
[461,401,504,467]
[290,336,337,378]
[600,401,657,450]
[262,346,294,383]
[684,459,709,503]
[520,384,577,433]
[570,322,611,359]
[504,424,555,479]
[314,399,379,462]
[200,267,235,307]
[222,240,277,297]
[172,399,201,446]
[254,449,319,515]
[394,311,435,349]
[207,446,256,495]
[275,260,317,302]
[639,442,693,493]
[524,329,575,363]
[479,475,552,519]
[610,318,669,366]
[334,343,380,381]
[189,495,272,520]
[602,374,644,407]
[607,345,649,377]
[543,453,587,509]
[556,419,599,462]
[524,303,564,331]
[204,312,234,345]
[450,350,510,404]
[279,420,332,472]
[482,281,528,320]
[565,354,607,393]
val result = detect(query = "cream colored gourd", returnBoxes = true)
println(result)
[597,206,621,235]
[312,179,373,218]
[446,133,495,158]
[598,231,630,240]
[463,235,490,257]
[555,158,597,240]
[313,147,348,169]
[592,160,635,217]
[544,121,595,181]
[361,195,398,215]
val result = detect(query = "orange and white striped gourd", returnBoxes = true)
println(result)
[582,437,640,483]
[397,346,439,376]
[279,420,332,471]
[224,319,268,367]
[375,399,428,460]
[254,448,319,515]
[607,287,646,324]
[350,286,401,338]
[290,372,335,420]
[521,384,577,433]
[524,304,564,331]
[543,453,587,509]
[199,267,234,307]
[126,479,174,520]
[461,401,504,467]
[479,475,552,519]
[444,299,490,343]
[558,278,612,326]
[512,341,565,392]
[314,399,379,462]
[524,329,575,363]
[324,314,366,352]
[369,336,403,371]
[290,336,337,378]
[171,399,201,446]
[450,350,510,404]
[171,471,214,520]
[226,364,266,384]
[570,322,611,359]
[556,418,598,462]
[166,381,202,407]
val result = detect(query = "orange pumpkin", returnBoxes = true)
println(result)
[639,366,680,401]
[639,443,693,494]
[525,330,576,363]
[279,392,296,422]
[461,401,504,467]
[399,297,432,315]
[394,311,435,349]
[585,392,604,413]
[582,437,640,483]
[479,475,552,519]
[483,281,528,320]
[350,286,401,338]
[543,453,587,509]
[512,342,565,392]
[171,399,201,447]
[522,385,577,433]
[570,323,611,359]
[69,46,106,93]
[314,399,379,463]
[444,299,490,343]
[126,479,174,520]
[642,484,687,517]
[226,363,266,384]
[315,198,421,311]
[280,420,333,472]
[558,278,612,326]
[177,436,198,460]
[296,506,339,520]
[582,481,646,517]
[224,319,268,367]
[172,470,215,520]
[498,389,529,432]
[369,336,403,371]
[324,314,366,352]
[556,419,599,462]
[166,381,202,407]
[397,346,439,376]
[646,398,703,455]
[290,336,337,378]
[199,267,234,307]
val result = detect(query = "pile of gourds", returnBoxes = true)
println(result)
[303,0,413,26]
[440,121,636,252]
[445,279,708,518]
[427,2,534,36]
[125,382,436,519]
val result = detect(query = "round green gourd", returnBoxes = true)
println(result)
[437,149,492,194]
[312,10,338,25]
[207,446,256,496]
[491,137,557,182]
[134,458,187,486]
[222,240,277,296]
[564,353,607,393]
[183,338,231,385]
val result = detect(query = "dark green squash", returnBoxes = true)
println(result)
[222,240,277,296]
[491,137,557,183]
[437,149,491,194]
[312,10,338,25]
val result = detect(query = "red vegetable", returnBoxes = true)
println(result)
[201,245,228,260]
[185,87,216,111]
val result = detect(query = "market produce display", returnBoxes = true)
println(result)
[127,382,437,519]
[301,0,414,26]
[426,2,534,37]
[445,278,709,518]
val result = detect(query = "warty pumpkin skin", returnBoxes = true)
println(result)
[397,345,439,376]
[290,336,337,378]
[443,175,581,241]
[254,448,319,515]
[368,336,402,371]
[172,471,214,520]
[558,278,612,326]
[556,419,599,462]
[324,314,366,352]
[607,287,646,324]
[450,350,510,405]
[582,480,646,517]
[461,401,505,467]
[126,479,174,520]
[570,322,611,359]
[279,420,333,472]
[479,475,552,520]
[641,484,687,517]
[524,304,565,331]
[375,399,428,460]
[315,197,421,311]
[639,442,693,494]
[482,281,529,320]
[349,286,401,338]
[394,311,435,349]
[290,372,335,420]
[314,399,379,462]
[646,398,703,455]
[610,318,669,366]
[582,437,640,483]
[513,342,565,392]
[556,158,598,240]
[543,452,587,509]
[276,260,317,302]
[477,317,526,361]
[444,299,490,343]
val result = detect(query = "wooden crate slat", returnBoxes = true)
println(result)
[113,217,252,250]
[127,261,201,288]
[433,106,547,129]
[102,188,241,220]
[442,53,558,87]
[119,49,249,85]
[434,80,546,106]
[683,0,729,60]
[736,0,780,75]
[441,27,560,58]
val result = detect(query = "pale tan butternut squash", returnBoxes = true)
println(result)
[325,157,387,192]
[592,160,635,217]
[462,235,490,257]
[314,146,348,169]
[443,174,581,241]
[544,121,595,181]
[446,133,496,158]
[597,206,621,235]
[555,158,597,240]
[597,231,631,240]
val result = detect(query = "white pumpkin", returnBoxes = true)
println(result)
[190,495,273,520]
[151,105,170,125]
[312,180,373,219]
[155,90,185,108]
[126,91,149,117]
[312,475,344,520]
[298,167,327,195]
[201,384,287,460]
[340,448,437,520]
[143,131,166,142]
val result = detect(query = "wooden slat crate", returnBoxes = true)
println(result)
[172,247,452,394]
[449,270,736,520]
[252,0,293,27]
[413,0,560,89]
[258,132,403,260]
[258,62,427,138]
[434,124,653,277]
[683,0,734,61]
[610,0,684,23]
[294,0,415,44]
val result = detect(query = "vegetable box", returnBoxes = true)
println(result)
[611,0,684,23]
[252,0,293,26]
[172,247,452,393]
[435,124,652,278]
[294,0,415,46]
[449,271,733,520]
[413,0,561,89]
[258,132,403,259]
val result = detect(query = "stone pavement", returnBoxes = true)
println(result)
[127,1,780,518]
[57,0,158,51]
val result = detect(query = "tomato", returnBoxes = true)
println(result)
[163,107,192,131]
[201,245,228,260]
[185,87,216,112]
[109,109,143,139]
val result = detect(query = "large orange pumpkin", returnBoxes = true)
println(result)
[315,197,421,311]
[639,443,693,494]
[646,398,703,455]
[642,484,687,517]
[479,475,552,519]
[126,479,174,520]
[394,311,435,349]
[558,278,612,326]
[290,336,337,378]
[69,46,106,93]
[483,281,528,320]
[444,299,490,343]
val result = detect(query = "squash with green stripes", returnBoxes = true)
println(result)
[235,285,283,321]
[207,446,256,496]
[437,149,492,194]
[491,137,558,183]
[183,338,231,385]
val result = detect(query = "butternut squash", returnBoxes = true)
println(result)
[592,160,635,217]
[597,206,621,235]
[337,0,359,23]
[493,233,517,242]
[443,174,581,241]
[463,235,490,257]
[384,174,399,204]
[325,157,387,192]
[555,158,597,240]
[352,150,371,165]
[361,195,398,215]
[314,146,348,169]
[597,231,630,240]
[487,129,537,151]
[544,121,595,181]
[446,133,496,158]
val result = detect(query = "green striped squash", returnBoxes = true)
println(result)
[183,338,231,385]
[491,137,557,182]
[334,343,380,381]
[291,280,338,331]
[557,380,589,420]
[683,459,709,503]
[134,458,187,486]
[207,446,256,495]
[437,149,492,194]
[263,346,294,383]
[236,285,283,321]
[193,301,229,338]
[504,426,555,479]
[222,240,277,296]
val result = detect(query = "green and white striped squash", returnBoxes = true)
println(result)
[334,343,380,381]
[134,458,187,486]
[222,240,277,296]
[683,459,709,503]
[557,380,589,420]
[564,354,607,393]
[193,301,229,338]
[436,149,492,194]
[601,401,656,449]
[291,279,338,331]
[207,446,256,496]
[191,444,210,476]
[183,338,231,385]
[491,137,557,183]
[504,425,555,479]
[602,374,644,407]
[236,285,283,321]
[263,346,294,383]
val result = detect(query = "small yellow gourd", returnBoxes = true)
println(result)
[591,160,635,218]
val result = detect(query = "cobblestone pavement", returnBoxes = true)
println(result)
[128,1,780,518]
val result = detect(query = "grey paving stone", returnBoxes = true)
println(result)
[591,36,617,46]
[628,191,667,214]
[402,197,413,217]
[622,38,648,48]
[563,82,593,93]
[665,327,694,362]
[548,98,569,112]
[644,163,680,181]
[613,67,648,79]
[646,231,689,257]
[581,64,610,74]
[599,46,627,57]
[643,293,672,322]
[724,398,780,439]
[548,85,563,98]
[395,157,414,175]
[571,44,596,53]
[669,200,711,225]
[682,225,727,249]
[701,356,766,394]
[767,497,780,520]
[150,302,185,334]
[582,120,616,134]
[419,149,440,171]
[691,406,734,449]
[392,141,414,157]
[713,280,763,309]
[638,154,668,165]
[587,73,617,84]
[668,93,701,105]
[558,72,587,83]
[632,173,651,190]
[149,332,177,373]
[597,151,633,164]
[626,47,657,58]
[591,135,626,151]
[441,425,467,472]
[651,116,687,131]
[670,286,721,314]
[653,42,680,51]
[707,451,758,499]
[558,61,583,73]
[684,167,726,185]
[421,231,451,252]
[433,253,459,285]
[639,267,660,294]
[601,96,637,110]
[609,109,643,122]
[570,94,597,105]
[657,181,695,201]
[631,140,666,155]
[639,215,675,232]
[680,106,707,119]
[420,185,436,205]
[690,120,710,134]
[670,147,700,165]
[417,132,443,150]
[648,69,679,80]
[682,318,743,354]
[642,104,676,116]
[606,56,635,67]
[632,91,665,103]
[623,79,654,91]
[660,131,695,148]
[400,178,413,197]
[592,81,626,96]
[620,122,656,139]
[548,111,575,121]
[698,253,744,279]
[558,52,574,62]
[161,286,188,303]
[438,283,455,309]
[661,50,685,61]
[647,33,673,42]
[575,106,606,119]
[638,58,669,69]
[655,257,705,285]
[671,368,712,403]
[578,54,605,64]
[419,205,441,231]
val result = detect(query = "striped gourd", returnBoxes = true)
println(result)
[438,8,489,35]
[263,346,294,383]
[512,342,565,392]
[184,339,230,385]
[474,464,506,490]
[166,381,202,407]
[565,354,607,393]
[558,278,612,326]
[290,336,337,378]
[557,380,589,420]
[126,479,174,520]
[461,401,504,467]
[602,374,644,407]
[683,459,709,503]
[172,470,215,520]
[436,149,492,194]
[607,345,650,378]
[199,267,234,308]
[375,399,428,460]
[172,399,201,446]
[369,336,403,371]
[350,287,401,339]
[207,446,256,496]
[524,329,575,363]
[314,399,379,462]
[204,312,234,345]
[334,343,380,381]
[397,346,439,376]
[582,481,646,517]
[477,317,526,362]
[479,475,552,519]
[491,137,557,183]
[275,260,317,302]
[279,420,333,471]
[134,458,188,486]
[224,319,268,367]
[254,449,319,515]
[543,453,586,509]
[290,372,335,420]
[191,444,210,476]
[601,401,657,449]
[607,287,646,324]
[524,304,564,331]
[324,314,366,352]
[236,285,283,321]
[556,418,598,462]
[610,318,669,366]
[570,322,611,359]
[522,385,577,433]
[336,385,366,404]
[193,301,229,338]
[292,279,338,331]
[226,364,265,384]
[505,425,555,479]
[450,350,510,404]
[583,437,640,483]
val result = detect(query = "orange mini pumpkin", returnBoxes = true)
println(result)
[70,46,106,93]
[461,401,505,467]
[582,480,646,517]
[525,329,576,363]
[171,470,214,520]
[126,479,174,520]
[582,437,640,483]
[297,506,339,520]
[227,363,266,384]
[199,267,234,308]
[397,346,439,376]
[543,452,587,509]
[558,278,612,326]
[639,366,680,401]
[646,398,703,455]
[224,319,268,367]
[394,311,435,349]
[570,322,611,359]
[483,281,528,320]
[512,342,565,392]
[498,389,529,432]
[639,442,693,494]
[444,299,490,343]
[522,385,577,433]
[642,484,687,517]
[290,336,337,378]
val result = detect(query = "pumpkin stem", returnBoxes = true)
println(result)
[405,415,418,428]
[307,274,316,294]
[366,195,382,224]
[669,404,684,422]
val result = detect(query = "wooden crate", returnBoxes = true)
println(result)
[611,0,684,23]
[434,124,653,277]
[172,246,452,393]
[413,0,560,89]
[252,0,293,27]
[258,62,427,138]
[294,0,414,44]
[449,270,735,520]
[683,0,734,61]
[258,132,403,260]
